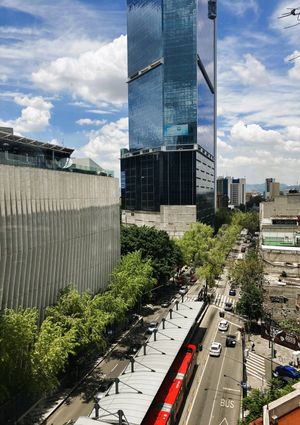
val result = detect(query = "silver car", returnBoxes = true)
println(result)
[209,342,222,357]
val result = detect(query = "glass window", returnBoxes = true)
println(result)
[163,0,197,146]
[128,66,163,150]
[197,66,214,155]
[127,0,162,76]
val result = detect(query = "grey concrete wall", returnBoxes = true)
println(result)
[121,205,197,238]
[0,165,120,313]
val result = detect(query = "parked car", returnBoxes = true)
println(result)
[147,321,158,334]
[209,342,222,357]
[229,288,236,296]
[218,319,229,331]
[179,285,188,295]
[226,335,237,347]
[272,365,300,381]
[224,302,233,312]
[160,299,171,308]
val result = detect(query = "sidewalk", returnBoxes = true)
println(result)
[245,333,296,390]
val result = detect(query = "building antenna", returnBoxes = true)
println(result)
[278,6,300,60]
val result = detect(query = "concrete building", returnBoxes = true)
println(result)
[216,176,246,208]
[249,382,300,424]
[265,178,280,200]
[0,128,120,313]
[121,0,217,236]
[230,178,246,207]
[216,176,232,209]
[260,193,300,270]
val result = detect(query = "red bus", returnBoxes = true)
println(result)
[142,343,197,425]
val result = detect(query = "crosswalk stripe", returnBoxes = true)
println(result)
[246,353,266,380]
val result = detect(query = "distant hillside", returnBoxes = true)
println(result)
[246,183,299,193]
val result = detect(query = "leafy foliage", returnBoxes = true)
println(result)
[176,222,214,267]
[229,249,264,289]
[196,223,241,286]
[232,249,264,320]
[0,309,38,402]
[121,225,183,281]
[31,319,78,393]
[0,251,156,402]
[240,380,295,424]
[109,251,156,309]
[232,211,259,235]
[236,283,264,320]
[215,208,232,232]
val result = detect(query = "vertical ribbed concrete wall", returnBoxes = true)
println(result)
[0,165,120,313]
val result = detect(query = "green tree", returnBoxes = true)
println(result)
[236,283,264,320]
[229,251,264,288]
[45,287,109,350]
[109,251,156,309]
[232,211,259,234]
[0,308,38,402]
[176,222,214,267]
[31,319,78,393]
[240,381,295,424]
[215,208,232,232]
[121,225,183,281]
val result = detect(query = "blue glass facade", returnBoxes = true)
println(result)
[127,0,162,76]
[123,0,216,224]
[128,66,163,150]
[163,0,197,146]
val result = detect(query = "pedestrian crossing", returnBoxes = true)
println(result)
[245,351,266,382]
[213,293,236,309]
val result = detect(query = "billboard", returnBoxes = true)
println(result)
[164,124,189,137]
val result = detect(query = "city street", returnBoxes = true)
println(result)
[179,305,243,425]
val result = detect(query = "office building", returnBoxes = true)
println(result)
[0,128,120,313]
[217,176,232,209]
[121,0,216,237]
[217,176,246,208]
[265,178,280,200]
[230,178,246,207]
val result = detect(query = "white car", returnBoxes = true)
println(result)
[218,319,229,332]
[179,285,188,295]
[209,342,222,357]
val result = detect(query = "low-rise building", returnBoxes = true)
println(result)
[250,382,300,425]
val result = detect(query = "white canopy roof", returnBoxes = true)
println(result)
[75,300,204,425]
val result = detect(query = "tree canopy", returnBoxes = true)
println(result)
[176,222,214,267]
[240,381,295,424]
[121,225,183,281]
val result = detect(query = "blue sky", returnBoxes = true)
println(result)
[0,0,299,184]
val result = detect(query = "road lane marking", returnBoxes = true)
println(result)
[111,364,118,372]
[220,398,235,408]
[184,310,220,424]
[219,418,229,425]
[223,387,240,393]
[208,345,228,425]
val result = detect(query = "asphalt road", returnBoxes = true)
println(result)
[179,261,244,425]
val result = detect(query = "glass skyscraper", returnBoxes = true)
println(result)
[121,0,216,225]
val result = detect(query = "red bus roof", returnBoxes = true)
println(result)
[143,344,196,425]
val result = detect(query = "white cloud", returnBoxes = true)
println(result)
[32,35,127,107]
[222,0,258,16]
[79,117,128,178]
[232,54,269,85]
[285,51,300,80]
[230,121,281,144]
[0,95,53,134]
[217,137,232,152]
[76,118,106,126]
